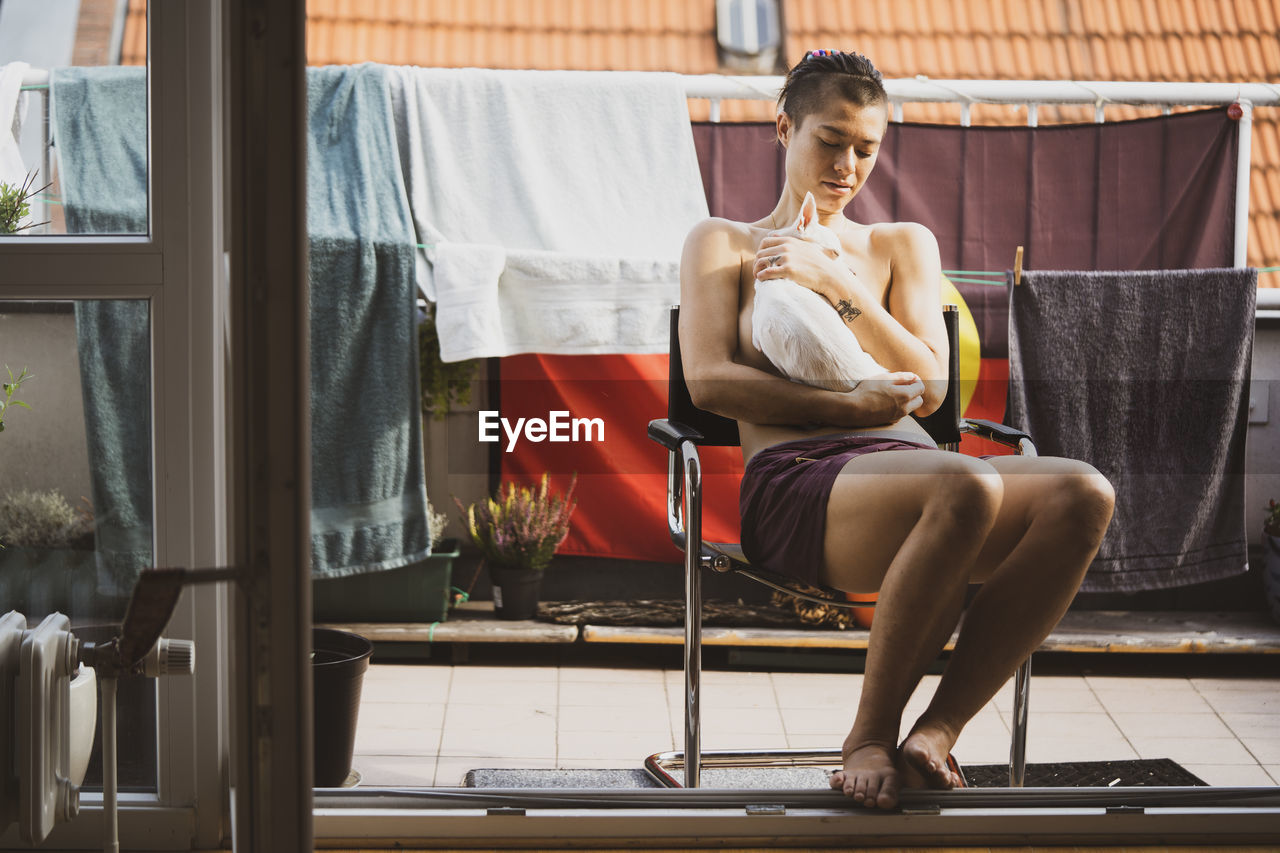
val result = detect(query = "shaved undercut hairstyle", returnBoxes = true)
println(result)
[778,50,888,125]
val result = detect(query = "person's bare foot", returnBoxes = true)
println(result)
[829,741,900,809]
[899,722,962,789]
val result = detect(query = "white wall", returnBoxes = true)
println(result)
[1247,322,1280,540]
[0,306,92,508]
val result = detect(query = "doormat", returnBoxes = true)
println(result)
[538,599,810,628]
[962,757,1207,787]
[465,758,1206,790]
[465,767,820,789]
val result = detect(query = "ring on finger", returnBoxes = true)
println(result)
[768,255,781,267]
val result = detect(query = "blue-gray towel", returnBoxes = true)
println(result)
[52,64,430,585]
[305,64,429,578]
[1006,268,1256,593]
[51,66,151,595]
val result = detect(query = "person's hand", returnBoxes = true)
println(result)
[753,233,859,304]
[847,372,925,424]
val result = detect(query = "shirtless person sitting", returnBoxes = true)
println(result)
[677,49,1115,809]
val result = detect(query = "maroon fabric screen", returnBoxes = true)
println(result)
[503,109,1239,564]
[693,107,1238,356]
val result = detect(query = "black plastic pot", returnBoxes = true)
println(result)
[312,627,373,787]
[488,564,543,620]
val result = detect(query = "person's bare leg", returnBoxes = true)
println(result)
[902,457,1115,779]
[816,450,1003,808]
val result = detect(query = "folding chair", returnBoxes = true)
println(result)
[645,304,1038,789]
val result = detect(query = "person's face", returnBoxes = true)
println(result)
[778,95,889,216]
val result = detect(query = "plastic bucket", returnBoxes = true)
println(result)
[312,627,373,786]
[488,565,543,620]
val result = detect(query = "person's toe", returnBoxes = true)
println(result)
[902,736,954,789]
[875,774,900,809]
[857,774,877,806]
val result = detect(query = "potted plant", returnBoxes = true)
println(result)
[419,305,479,421]
[456,473,577,620]
[312,499,462,623]
[0,364,33,434]
[1264,499,1280,625]
[0,171,52,235]
[0,488,95,615]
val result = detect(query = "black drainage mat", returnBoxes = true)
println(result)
[467,769,661,788]
[963,758,1207,788]
[466,768,833,789]
[467,759,1206,790]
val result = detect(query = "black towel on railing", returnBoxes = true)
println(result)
[1006,268,1256,593]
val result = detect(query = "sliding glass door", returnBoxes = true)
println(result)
[0,1,227,848]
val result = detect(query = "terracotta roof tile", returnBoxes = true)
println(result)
[1102,0,1128,36]
[1256,0,1278,30]
[1240,33,1266,77]
[1214,0,1241,32]
[1018,0,1049,34]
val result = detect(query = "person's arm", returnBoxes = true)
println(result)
[753,221,948,415]
[679,218,925,427]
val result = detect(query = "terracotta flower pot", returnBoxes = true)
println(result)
[844,592,877,629]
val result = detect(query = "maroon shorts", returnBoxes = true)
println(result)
[739,433,938,585]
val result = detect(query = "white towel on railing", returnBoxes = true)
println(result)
[0,62,31,192]
[388,66,707,359]
[434,244,680,361]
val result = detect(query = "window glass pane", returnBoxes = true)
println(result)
[0,297,156,793]
[0,0,148,235]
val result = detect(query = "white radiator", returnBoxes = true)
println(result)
[0,611,89,845]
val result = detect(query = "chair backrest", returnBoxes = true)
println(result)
[667,304,961,446]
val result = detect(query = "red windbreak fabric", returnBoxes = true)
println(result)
[496,353,743,561]
[498,109,1238,562]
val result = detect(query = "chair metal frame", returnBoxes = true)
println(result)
[645,304,1038,789]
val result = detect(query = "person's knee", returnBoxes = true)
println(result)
[1050,464,1115,537]
[926,457,1003,528]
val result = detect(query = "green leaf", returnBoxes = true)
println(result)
[12,401,30,410]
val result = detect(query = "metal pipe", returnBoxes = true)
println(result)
[1234,100,1253,267]
[680,441,703,788]
[21,67,1280,109]
[101,676,119,853]
[681,74,1280,107]
[666,449,683,541]
[1010,657,1031,788]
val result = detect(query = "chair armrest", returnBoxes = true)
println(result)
[961,418,1032,447]
[647,418,705,451]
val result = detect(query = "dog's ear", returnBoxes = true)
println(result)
[795,192,818,232]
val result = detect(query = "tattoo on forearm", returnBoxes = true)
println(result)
[836,299,862,323]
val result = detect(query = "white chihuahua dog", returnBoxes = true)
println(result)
[752,192,886,392]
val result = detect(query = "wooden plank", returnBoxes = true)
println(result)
[582,624,874,648]
[318,620,578,644]
[1045,610,1280,654]
[583,611,1280,654]
[322,605,1280,653]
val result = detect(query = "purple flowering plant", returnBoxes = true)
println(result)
[455,473,578,572]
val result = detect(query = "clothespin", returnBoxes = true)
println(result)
[1013,245,1024,286]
